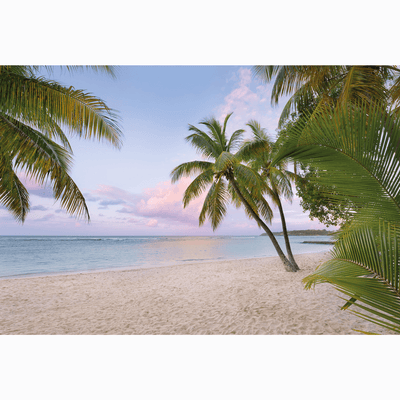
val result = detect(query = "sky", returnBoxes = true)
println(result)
[1,66,336,236]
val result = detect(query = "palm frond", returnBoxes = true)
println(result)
[252,66,280,82]
[182,169,214,207]
[338,66,388,106]
[214,151,236,173]
[267,168,294,201]
[24,65,118,78]
[0,152,29,222]
[228,178,261,221]
[277,81,320,126]
[186,125,219,159]
[237,139,269,163]
[37,117,73,153]
[0,114,71,174]
[0,115,89,220]
[234,164,265,196]
[389,72,400,108]
[255,195,274,224]
[303,221,400,333]
[253,66,391,126]
[199,118,226,151]
[198,178,229,230]
[0,72,122,148]
[273,102,400,225]
[170,160,213,183]
[222,112,233,136]
[227,129,245,152]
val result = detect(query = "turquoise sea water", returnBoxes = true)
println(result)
[0,235,333,279]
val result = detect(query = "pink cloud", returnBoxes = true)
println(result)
[87,179,336,234]
[91,177,208,227]
[134,178,207,225]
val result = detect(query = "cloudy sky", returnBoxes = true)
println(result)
[1,66,335,236]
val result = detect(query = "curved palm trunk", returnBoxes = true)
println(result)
[228,176,298,272]
[274,191,300,271]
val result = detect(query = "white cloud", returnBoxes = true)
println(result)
[214,67,288,140]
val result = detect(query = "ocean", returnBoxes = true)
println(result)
[0,235,333,279]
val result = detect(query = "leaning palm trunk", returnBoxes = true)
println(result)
[229,175,299,272]
[274,190,299,270]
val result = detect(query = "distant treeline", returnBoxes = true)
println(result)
[261,229,335,237]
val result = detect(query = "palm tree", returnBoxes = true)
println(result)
[170,113,299,272]
[253,65,400,126]
[0,65,122,222]
[272,101,400,332]
[237,120,299,270]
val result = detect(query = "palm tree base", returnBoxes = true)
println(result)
[284,259,300,272]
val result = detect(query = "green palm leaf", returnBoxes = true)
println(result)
[253,65,395,125]
[214,151,236,172]
[303,222,400,333]
[273,101,400,331]
[227,129,245,152]
[182,169,214,207]
[170,160,213,183]
[186,125,220,159]
[237,120,272,162]
[0,71,122,148]
[198,178,229,230]
[0,115,89,221]
[0,152,29,222]
[273,102,400,225]
[0,65,121,222]
[199,118,226,150]
[234,164,265,196]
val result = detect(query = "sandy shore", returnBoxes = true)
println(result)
[0,252,393,335]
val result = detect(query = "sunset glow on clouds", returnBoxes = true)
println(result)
[0,67,335,236]
[0,173,329,236]
[91,178,207,228]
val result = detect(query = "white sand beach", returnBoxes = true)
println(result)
[0,252,392,335]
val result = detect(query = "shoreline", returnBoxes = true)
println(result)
[0,251,392,335]
[0,249,331,281]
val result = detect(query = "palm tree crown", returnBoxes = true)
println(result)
[238,120,299,269]
[171,113,266,230]
[0,65,122,222]
[171,113,299,272]
[253,65,400,126]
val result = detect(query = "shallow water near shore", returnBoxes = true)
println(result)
[0,235,333,279]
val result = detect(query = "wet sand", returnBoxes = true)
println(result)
[0,252,392,334]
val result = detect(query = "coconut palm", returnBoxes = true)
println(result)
[170,113,299,272]
[0,65,122,222]
[272,101,400,332]
[253,65,400,126]
[237,120,299,270]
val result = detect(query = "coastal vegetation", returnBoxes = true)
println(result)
[271,88,354,227]
[250,65,400,333]
[272,100,400,333]
[253,65,400,126]
[0,66,122,222]
[171,113,299,272]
